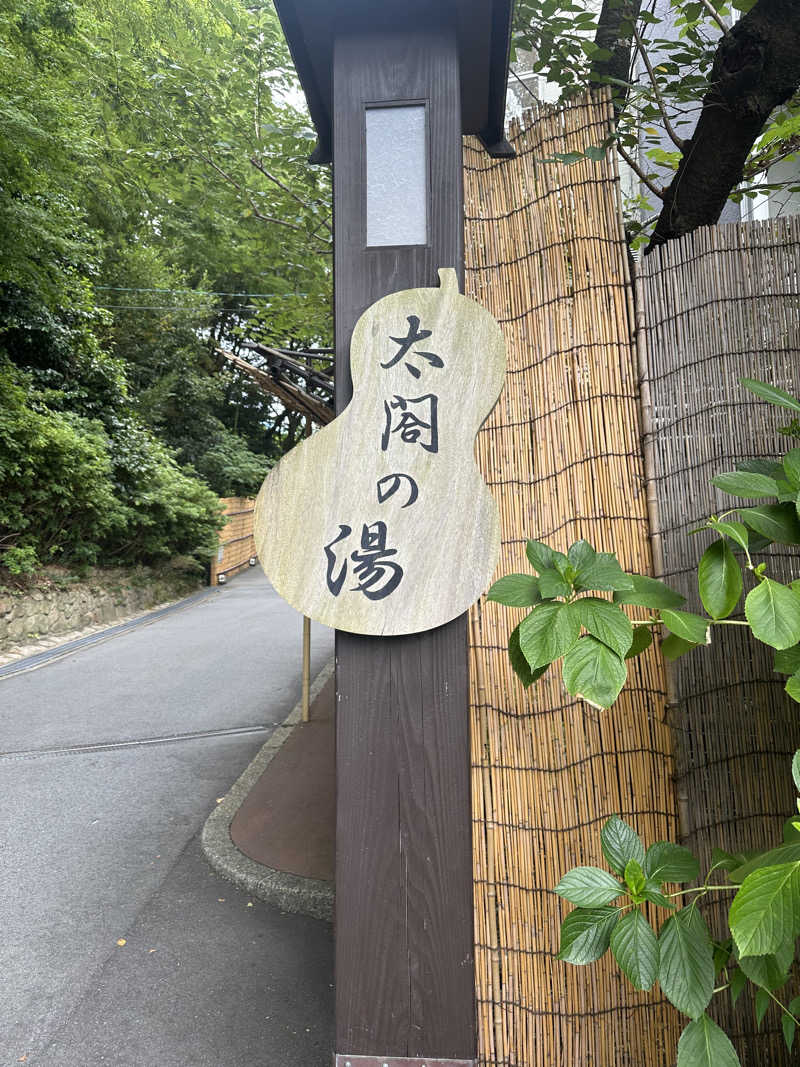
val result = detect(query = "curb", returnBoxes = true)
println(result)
[201,657,335,923]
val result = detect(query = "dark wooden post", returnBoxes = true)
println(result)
[332,30,475,1064]
[268,3,513,1061]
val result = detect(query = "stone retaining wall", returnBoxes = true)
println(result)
[0,566,203,653]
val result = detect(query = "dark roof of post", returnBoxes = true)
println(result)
[273,0,515,164]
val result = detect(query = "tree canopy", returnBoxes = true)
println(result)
[0,0,333,572]
[513,0,800,248]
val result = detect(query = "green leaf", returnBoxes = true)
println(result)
[738,459,785,479]
[783,447,800,489]
[661,634,700,661]
[640,885,674,909]
[519,601,580,669]
[661,609,711,646]
[573,598,634,657]
[713,940,732,974]
[729,861,800,957]
[644,842,700,885]
[573,552,635,593]
[557,906,620,964]
[610,908,659,991]
[710,847,742,874]
[698,539,742,620]
[626,625,653,659]
[744,579,800,650]
[729,844,800,883]
[526,539,567,574]
[676,1014,741,1067]
[658,907,715,1019]
[740,377,800,415]
[554,867,624,907]
[730,967,747,1007]
[601,815,645,876]
[624,859,646,896]
[538,568,572,599]
[755,987,771,1028]
[782,816,800,843]
[711,519,750,552]
[508,623,548,688]
[741,504,800,545]
[567,539,596,572]
[774,644,800,675]
[793,751,800,793]
[562,636,627,708]
[786,673,800,702]
[711,471,780,499]
[782,1010,796,1053]
[738,943,793,991]
[487,573,541,607]
[613,573,685,610]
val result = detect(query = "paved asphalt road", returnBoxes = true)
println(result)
[0,569,334,1066]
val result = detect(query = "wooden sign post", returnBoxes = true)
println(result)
[269,3,514,1063]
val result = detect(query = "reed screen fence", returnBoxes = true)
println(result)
[638,218,800,1064]
[210,496,256,585]
[464,92,680,1067]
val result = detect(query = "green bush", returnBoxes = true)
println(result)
[105,417,222,562]
[0,364,222,570]
[0,364,122,566]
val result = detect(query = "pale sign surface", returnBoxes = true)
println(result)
[253,268,506,636]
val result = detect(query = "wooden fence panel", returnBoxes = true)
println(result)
[464,93,680,1066]
[638,218,800,1065]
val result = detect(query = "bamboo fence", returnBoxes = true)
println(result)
[210,496,256,585]
[464,92,681,1066]
[638,218,800,1064]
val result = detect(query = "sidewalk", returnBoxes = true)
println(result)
[202,660,335,921]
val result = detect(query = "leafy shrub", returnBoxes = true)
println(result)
[489,378,800,709]
[105,417,222,562]
[555,753,800,1065]
[0,364,222,570]
[0,363,122,565]
[191,427,269,497]
[2,544,39,575]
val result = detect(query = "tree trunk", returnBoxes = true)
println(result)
[648,0,800,251]
[590,0,643,113]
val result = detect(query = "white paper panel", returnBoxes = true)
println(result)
[366,106,427,247]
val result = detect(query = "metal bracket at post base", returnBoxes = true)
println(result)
[335,1058,476,1067]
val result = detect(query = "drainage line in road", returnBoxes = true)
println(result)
[0,723,272,761]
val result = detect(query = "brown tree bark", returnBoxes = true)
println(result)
[648,0,800,251]
[590,0,644,113]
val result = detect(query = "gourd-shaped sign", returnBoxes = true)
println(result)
[253,268,506,636]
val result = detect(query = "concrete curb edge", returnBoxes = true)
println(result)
[201,657,335,923]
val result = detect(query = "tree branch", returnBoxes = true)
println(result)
[648,0,800,250]
[617,143,665,199]
[633,26,687,150]
[249,155,333,234]
[698,0,730,35]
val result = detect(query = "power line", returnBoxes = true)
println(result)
[94,285,310,298]
[98,303,259,311]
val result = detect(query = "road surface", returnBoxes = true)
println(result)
[0,569,334,1066]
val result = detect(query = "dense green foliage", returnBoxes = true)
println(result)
[554,754,800,1065]
[0,0,332,573]
[490,378,800,710]
[513,0,800,247]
